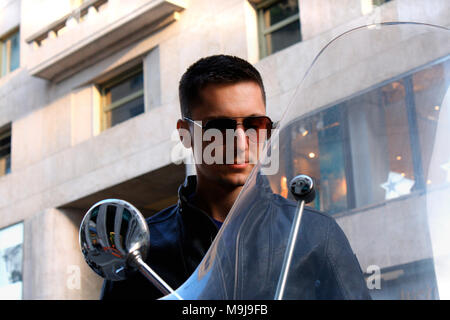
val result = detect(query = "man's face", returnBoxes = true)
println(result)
[182,81,267,188]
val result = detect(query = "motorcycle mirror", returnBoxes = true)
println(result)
[79,199,150,281]
[79,199,181,298]
[289,174,315,203]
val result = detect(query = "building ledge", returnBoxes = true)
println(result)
[26,0,186,82]
[25,0,109,45]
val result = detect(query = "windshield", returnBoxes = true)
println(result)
[163,22,450,300]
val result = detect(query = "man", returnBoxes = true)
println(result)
[100,55,371,299]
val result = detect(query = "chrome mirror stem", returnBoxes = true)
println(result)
[128,251,183,300]
[275,175,315,300]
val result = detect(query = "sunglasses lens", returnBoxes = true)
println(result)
[243,117,273,141]
[243,117,271,130]
[200,117,273,143]
[204,118,237,132]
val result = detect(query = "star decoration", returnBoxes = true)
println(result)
[381,171,415,200]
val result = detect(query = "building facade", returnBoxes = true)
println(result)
[0,0,448,299]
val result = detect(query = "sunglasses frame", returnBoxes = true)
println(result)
[183,116,277,132]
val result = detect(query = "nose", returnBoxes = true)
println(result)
[235,125,248,151]
[234,125,248,164]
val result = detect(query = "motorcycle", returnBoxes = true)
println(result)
[79,22,450,300]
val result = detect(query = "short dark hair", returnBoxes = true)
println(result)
[178,55,266,117]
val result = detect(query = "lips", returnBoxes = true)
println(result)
[226,160,250,168]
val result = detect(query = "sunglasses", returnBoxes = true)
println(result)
[183,116,276,142]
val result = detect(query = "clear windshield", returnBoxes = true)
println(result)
[163,22,450,300]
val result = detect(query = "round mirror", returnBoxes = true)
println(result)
[79,199,150,281]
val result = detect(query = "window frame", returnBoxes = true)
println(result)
[98,65,145,131]
[255,0,301,58]
[283,55,449,217]
[0,28,20,77]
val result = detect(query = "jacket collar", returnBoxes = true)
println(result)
[177,175,198,209]
[177,171,273,214]
[177,175,220,230]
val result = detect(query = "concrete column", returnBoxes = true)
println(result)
[71,85,94,146]
[22,207,103,299]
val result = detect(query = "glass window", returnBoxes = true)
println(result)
[100,66,145,130]
[1,29,20,77]
[0,223,23,300]
[277,56,449,215]
[286,105,350,214]
[0,127,11,176]
[257,0,301,57]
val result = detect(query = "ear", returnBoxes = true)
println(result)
[177,119,192,149]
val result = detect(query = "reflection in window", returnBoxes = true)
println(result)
[257,0,301,57]
[287,105,349,213]
[275,104,349,214]
[348,79,416,205]
[99,66,145,130]
[0,223,23,300]
[275,56,449,214]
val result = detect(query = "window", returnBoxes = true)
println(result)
[256,0,301,57]
[0,125,11,177]
[99,66,145,130]
[0,29,20,77]
[273,56,449,215]
[0,223,23,300]
[282,103,352,213]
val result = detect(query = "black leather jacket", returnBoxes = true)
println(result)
[101,175,371,300]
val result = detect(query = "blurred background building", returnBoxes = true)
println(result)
[0,0,448,299]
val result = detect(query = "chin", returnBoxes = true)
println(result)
[217,165,254,187]
[220,173,247,187]
[197,163,255,188]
